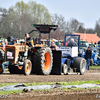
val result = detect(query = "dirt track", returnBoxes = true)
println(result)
[1,69,100,100]
[2,88,100,100]
[1,69,100,83]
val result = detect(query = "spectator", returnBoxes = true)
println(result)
[85,47,92,70]
[67,38,77,47]
[50,41,58,50]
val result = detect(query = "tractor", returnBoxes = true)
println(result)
[80,40,89,52]
[51,34,86,75]
[0,24,58,75]
[31,25,86,75]
[0,24,86,75]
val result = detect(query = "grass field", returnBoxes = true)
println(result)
[90,65,100,69]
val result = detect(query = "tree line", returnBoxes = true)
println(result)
[0,1,100,39]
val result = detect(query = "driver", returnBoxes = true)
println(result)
[67,38,77,47]
[50,41,58,50]
[25,33,34,47]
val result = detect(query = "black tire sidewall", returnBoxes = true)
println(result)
[73,58,86,75]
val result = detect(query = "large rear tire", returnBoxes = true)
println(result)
[22,59,32,75]
[32,46,53,75]
[73,58,86,75]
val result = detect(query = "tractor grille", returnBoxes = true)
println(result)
[6,48,15,62]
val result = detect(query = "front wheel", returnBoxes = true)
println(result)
[22,59,32,75]
[62,64,68,75]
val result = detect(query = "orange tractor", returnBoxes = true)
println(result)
[0,24,58,75]
[0,37,16,74]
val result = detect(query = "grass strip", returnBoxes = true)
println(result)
[90,66,100,69]
[0,80,100,94]
[0,80,100,87]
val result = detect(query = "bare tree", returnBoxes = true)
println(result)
[49,14,67,39]
[85,28,94,33]
[0,1,51,38]
[66,18,84,34]
[0,7,9,37]
[77,25,85,33]
[50,13,67,32]
[95,18,100,37]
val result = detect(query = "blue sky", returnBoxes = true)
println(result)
[0,0,100,28]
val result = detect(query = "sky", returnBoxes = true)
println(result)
[0,0,100,29]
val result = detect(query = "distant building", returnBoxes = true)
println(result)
[73,33,100,43]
